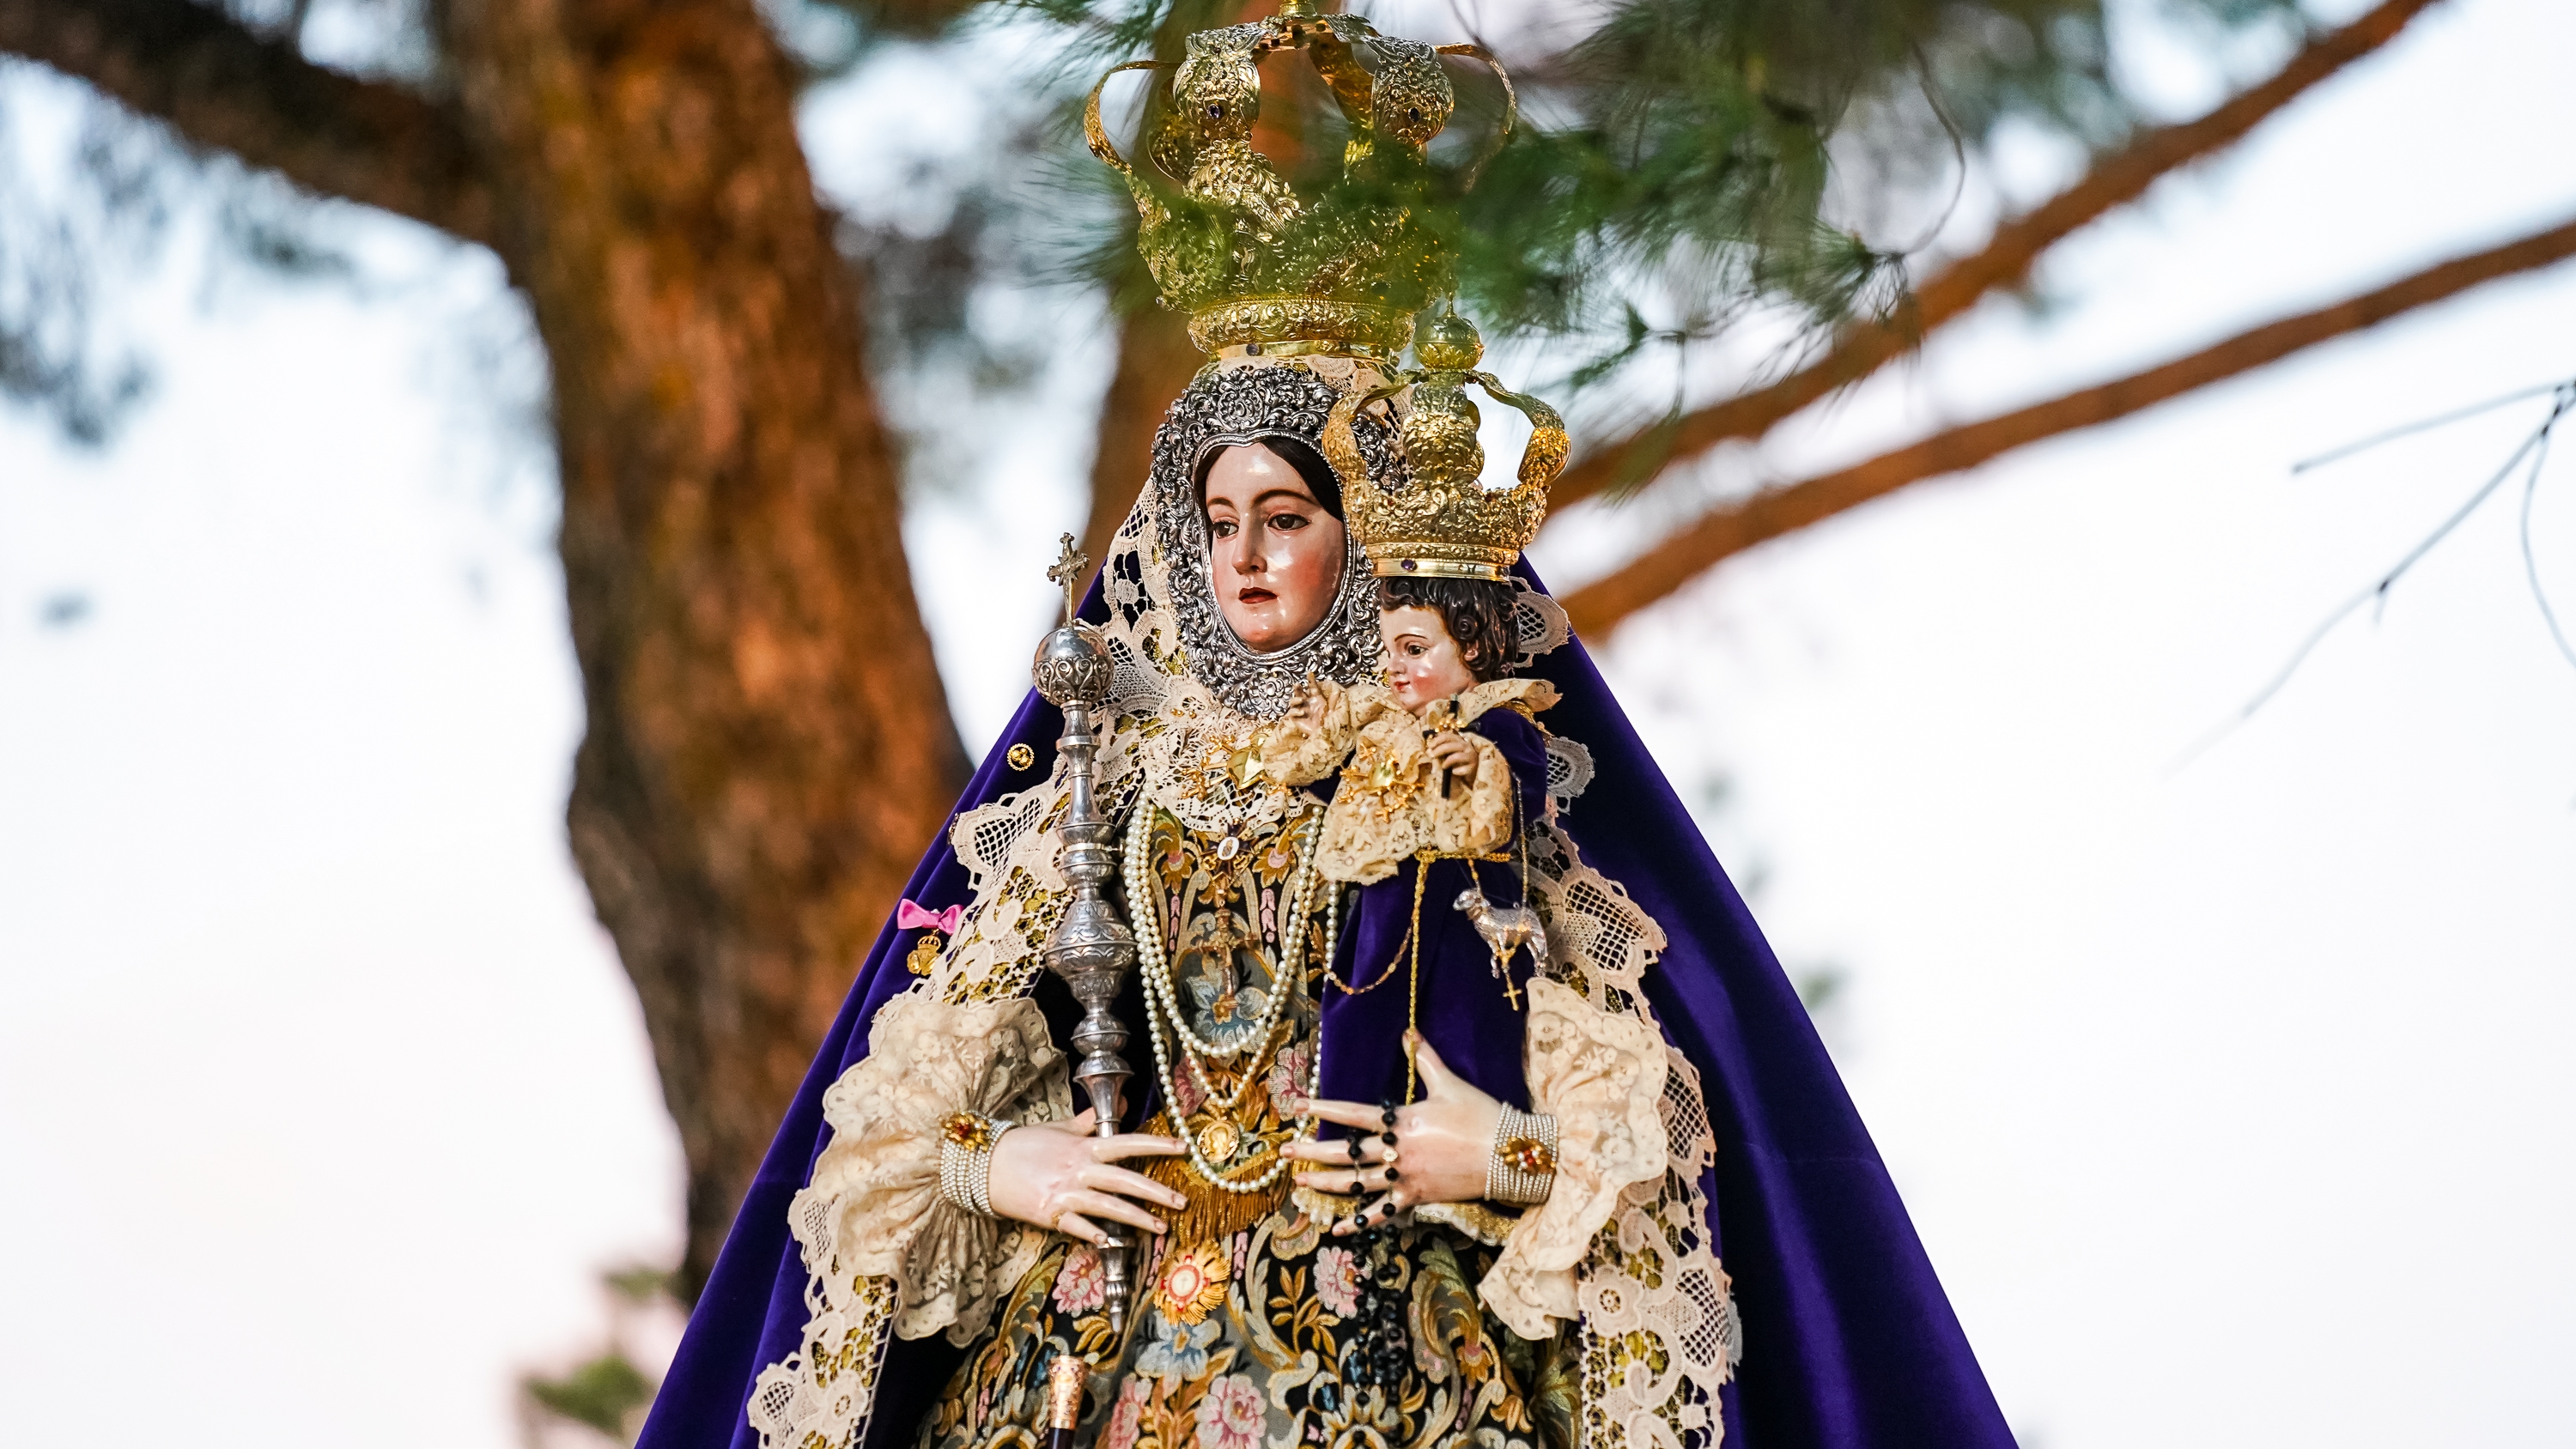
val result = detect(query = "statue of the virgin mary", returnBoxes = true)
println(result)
[639,8,2017,1448]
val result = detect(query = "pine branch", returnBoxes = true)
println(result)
[1561,212,2576,637]
[1551,0,2449,509]
[0,0,496,247]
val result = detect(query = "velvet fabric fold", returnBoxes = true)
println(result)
[1314,698,1551,1119]
[635,567,2017,1449]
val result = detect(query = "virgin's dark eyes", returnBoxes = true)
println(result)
[1211,517,1238,538]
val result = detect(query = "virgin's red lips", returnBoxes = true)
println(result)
[1236,588,1277,603]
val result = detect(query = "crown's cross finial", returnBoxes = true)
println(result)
[1046,533,1090,625]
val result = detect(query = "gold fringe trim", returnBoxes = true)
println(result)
[1139,1115,1292,1246]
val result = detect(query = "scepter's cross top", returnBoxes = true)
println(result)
[1046,533,1089,625]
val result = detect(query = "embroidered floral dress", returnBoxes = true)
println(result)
[895,680,1658,1449]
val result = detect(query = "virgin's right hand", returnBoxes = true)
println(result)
[987,1110,1189,1246]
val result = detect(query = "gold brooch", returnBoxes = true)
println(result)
[1007,743,1036,771]
[940,1112,998,1153]
[1496,1136,1555,1175]
[1151,1241,1231,1325]
[1195,1119,1243,1164]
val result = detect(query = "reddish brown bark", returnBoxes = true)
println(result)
[1549,0,2449,509]
[1563,213,2576,637]
[9,0,963,1292]
[1080,307,1200,578]
[436,0,966,1294]
[0,0,497,245]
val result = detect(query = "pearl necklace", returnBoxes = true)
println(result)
[1128,806,1318,1067]
[1125,804,1331,1191]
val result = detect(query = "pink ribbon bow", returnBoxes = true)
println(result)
[897,899,964,936]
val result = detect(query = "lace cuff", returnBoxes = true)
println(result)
[1454,676,1561,726]
[788,991,1073,1345]
[1478,977,1670,1339]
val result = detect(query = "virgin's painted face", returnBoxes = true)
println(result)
[1202,443,1347,653]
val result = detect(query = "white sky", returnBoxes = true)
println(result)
[3,1,2572,1446]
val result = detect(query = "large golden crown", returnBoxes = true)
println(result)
[1084,1,1513,360]
[1321,312,1571,582]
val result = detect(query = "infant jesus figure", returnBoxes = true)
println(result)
[1262,574,1558,1006]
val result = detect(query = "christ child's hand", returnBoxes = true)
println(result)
[1425,728,1478,788]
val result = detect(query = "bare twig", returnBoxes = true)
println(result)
[2172,383,2576,768]
[1550,0,2450,508]
[2518,407,2576,669]
[1560,212,2576,638]
[2293,379,2572,473]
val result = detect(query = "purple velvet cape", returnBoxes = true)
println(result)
[637,567,2017,1449]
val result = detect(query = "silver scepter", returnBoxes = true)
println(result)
[1030,533,1141,1335]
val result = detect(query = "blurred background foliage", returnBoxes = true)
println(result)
[2,0,2307,460]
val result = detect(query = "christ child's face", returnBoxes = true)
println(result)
[1203,443,1347,653]
[1381,604,1479,712]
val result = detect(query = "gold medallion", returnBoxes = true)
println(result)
[1006,743,1036,771]
[1196,1119,1242,1163]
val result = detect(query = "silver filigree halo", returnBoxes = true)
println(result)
[1147,361,1402,718]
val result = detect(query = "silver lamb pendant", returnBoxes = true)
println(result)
[1454,888,1547,1010]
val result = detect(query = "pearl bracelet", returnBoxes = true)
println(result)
[938,1112,1014,1218]
[1486,1106,1558,1208]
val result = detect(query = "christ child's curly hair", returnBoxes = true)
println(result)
[1376,575,1518,682]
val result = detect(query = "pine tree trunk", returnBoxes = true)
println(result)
[439,0,968,1296]
[1079,307,1199,576]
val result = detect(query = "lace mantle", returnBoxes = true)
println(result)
[1480,977,1669,1337]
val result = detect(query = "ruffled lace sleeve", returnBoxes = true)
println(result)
[1479,977,1670,1339]
[1427,731,1516,858]
[787,990,1073,1345]
[1456,676,1560,724]
[1256,681,1354,786]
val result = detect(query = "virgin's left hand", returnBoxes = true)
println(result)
[1285,1033,1500,1234]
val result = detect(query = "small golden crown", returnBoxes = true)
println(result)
[1085,1,1513,360]
[1321,312,1570,581]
